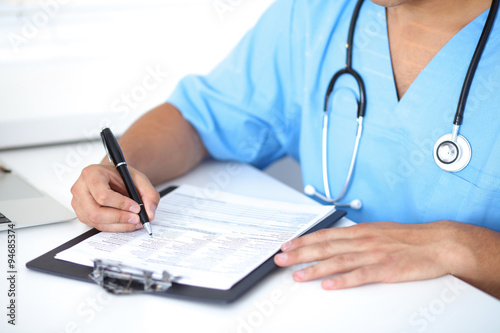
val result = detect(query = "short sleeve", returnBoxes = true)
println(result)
[167,0,299,169]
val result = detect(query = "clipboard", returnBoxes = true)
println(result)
[26,186,347,303]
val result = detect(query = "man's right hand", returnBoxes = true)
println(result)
[70,164,160,232]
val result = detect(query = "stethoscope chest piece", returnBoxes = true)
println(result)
[433,133,472,173]
[305,0,498,206]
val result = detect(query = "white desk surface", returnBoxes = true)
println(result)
[1,142,499,333]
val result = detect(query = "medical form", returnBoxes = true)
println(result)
[56,185,335,290]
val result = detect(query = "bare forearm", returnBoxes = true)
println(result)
[447,221,500,299]
[275,219,500,299]
[103,103,207,185]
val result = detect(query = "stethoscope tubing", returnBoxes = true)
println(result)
[307,0,499,207]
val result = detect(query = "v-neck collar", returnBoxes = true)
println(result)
[372,3,491,113]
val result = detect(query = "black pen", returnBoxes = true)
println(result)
[100,127,153,236]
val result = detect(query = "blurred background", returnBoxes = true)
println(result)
[0,0,302,190]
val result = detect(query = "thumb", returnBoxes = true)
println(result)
[129,169,161,221]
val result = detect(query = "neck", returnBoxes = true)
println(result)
[383,0,493,99]
[387,0,492,31]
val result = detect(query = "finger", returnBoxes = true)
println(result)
[106,169,130,196]
[71,197,92,228]
[321,264,386,290]
[72,195,139,232]
[85,204,142,228]
[289,251,382,282]
[130,171,160,220]
[93,220,143,233]
[320,255,448,290]
[275,237,373,267]
[107,165,159,220]
[76,185,143,228]
[82,166,141,214]
[281,224,367,252]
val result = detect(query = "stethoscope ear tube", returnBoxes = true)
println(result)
[454,0,499,126]
[311,0,367,209]
[310,114,364,209]
[305,0,499,208]
[324,67,366,118]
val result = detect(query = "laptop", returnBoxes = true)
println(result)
[0,165,75,231]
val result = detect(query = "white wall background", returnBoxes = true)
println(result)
[0,0,303,190]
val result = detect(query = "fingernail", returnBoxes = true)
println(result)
[294,270,305,281]
[136,223,143,230]
[322,279,336,290]
[128,215,139,224]
[275,253,287,264]
[150,205,157,219]
[129,205,140,214]
[281,241,292,251]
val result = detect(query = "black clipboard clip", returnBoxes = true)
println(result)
[89,259,179,295]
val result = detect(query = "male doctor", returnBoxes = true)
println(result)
[71,0,500,298]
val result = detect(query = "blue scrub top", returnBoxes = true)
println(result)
[168,0,500,231]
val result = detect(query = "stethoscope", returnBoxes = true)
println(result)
[305,0,499,209]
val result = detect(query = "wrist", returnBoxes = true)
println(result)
[434,220,478,278]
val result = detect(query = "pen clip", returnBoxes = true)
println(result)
[100,128,113,164]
